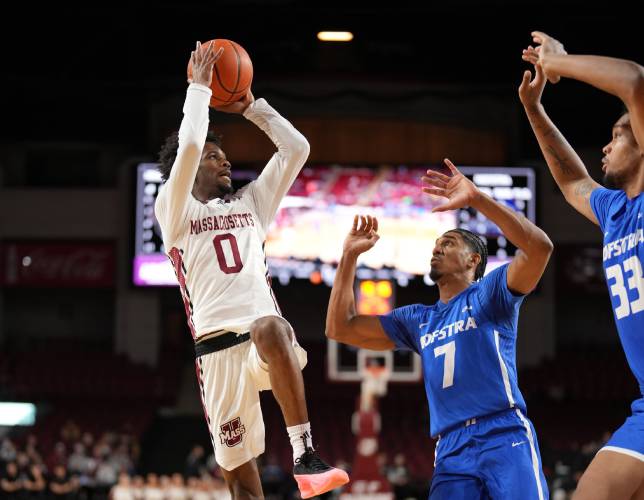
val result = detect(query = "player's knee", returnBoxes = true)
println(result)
[572,471,609,499]
[250,316,293,352]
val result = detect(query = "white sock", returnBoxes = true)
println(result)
[287,422,313,462]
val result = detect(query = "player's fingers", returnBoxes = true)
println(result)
[351,214,359,232]
[421,179,444,191]
[203,44,215,64]
[534,64,545,85]
[531,31,546,43]
[425,169,450,183]
[520,70,531,87]
[423,171,449,185]
[443,158,460,176]
[372,217,379,233]
[421,176,447,190]
[212,46,224,63]
[523,54,539,65]
[365,215,374,234]
[422,187,446,198]
[432,204,452,213]
[361,215,368,233]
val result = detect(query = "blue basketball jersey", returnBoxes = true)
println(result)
[379,264,528,437]
[590,188,644,393]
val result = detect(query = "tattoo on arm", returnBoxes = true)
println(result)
[545,144,574,176]
[528,110,584,179]
[574,179,596,199]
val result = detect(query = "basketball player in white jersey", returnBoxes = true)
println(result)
[154,41,349,500]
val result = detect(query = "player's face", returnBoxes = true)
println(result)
[198,143,233,195]
[602,114,643,189]
[429,232,473,281]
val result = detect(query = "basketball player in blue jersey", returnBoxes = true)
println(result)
[326,158,554,499]
[520,32,644,500]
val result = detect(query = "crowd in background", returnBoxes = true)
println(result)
[0,419,613,499]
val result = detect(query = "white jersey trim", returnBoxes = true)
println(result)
[515,409,545,500]
[599,446,644,463]
[494,330,515,407]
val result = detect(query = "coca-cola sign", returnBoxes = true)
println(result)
[1,242,115,287]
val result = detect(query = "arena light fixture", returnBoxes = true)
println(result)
[317,31,354,42]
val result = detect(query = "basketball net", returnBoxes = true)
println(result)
[360,365,390,412]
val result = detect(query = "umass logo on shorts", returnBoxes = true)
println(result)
[219,417,246,447]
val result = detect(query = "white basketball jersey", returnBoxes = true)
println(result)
[155,84,310,339]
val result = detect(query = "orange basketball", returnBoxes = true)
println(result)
[187,39,253,107]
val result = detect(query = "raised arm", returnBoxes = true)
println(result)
[155,42,222,243]
[242,99,310,232]
[518,62,601,224]
[423,160,553,294]
[531,31,644,151]
[325,215,395,351]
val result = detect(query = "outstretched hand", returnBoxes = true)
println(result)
[422,159,481,212]
[522,31,567,84]
[188,40,223,88]
[518,63,547,108]
[343,215,380,257]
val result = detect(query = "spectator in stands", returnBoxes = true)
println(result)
[0,462,22,498]
[186,477,199,498]
[260,454,287,497]
[60,421,81,449]
[24,435,42,467]
[159,475,171,497]
[185,445,205,478]
[81,432,94,451]
[143,473,163,500]
[23,464,46,498]
[211,475,232,500]
[95,454,119,490]
[110,473,134,500]
[111,443,135,475]
[15,451,31,477]
[166,473,186,500]
[131,475,145,500]
[46,442,68,472]
[67,443,92,485]
[0,439,17,465]
[49,464,79,499]
[386,453,411,499]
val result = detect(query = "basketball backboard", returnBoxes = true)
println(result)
[327,340,421,383]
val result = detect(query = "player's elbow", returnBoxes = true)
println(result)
[291,135,310,163]
[325,319,350,343]
[623,62,644,105]
[531,231,554,261]
[325,321,342,341]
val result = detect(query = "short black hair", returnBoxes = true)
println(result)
[157,130,223,182]
[447,228,488,281]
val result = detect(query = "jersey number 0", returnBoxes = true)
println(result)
[213,234,243,274]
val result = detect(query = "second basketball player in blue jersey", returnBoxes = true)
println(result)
[520,31,644,499]
[327,159,553,499]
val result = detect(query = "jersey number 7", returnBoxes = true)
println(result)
[434,341,456,389]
